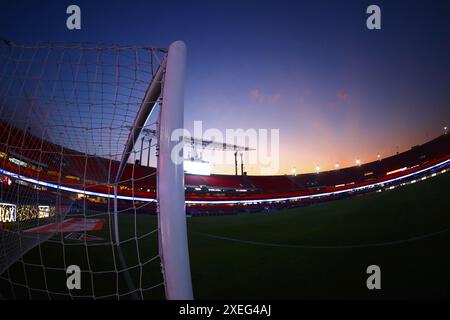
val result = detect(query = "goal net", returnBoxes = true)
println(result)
[0,40,192,299]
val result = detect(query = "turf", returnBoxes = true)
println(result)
[1,171,450,299]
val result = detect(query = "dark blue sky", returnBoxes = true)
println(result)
[1,0,449,174]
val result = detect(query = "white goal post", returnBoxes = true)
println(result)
[157,41,193,300]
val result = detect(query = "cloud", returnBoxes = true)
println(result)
[327,90,349,109]
[327,101,337,109]
[248,89,281,104]
[337,90,349,101]
[248,89,264,103]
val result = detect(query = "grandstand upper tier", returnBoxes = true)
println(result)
[1,121,449,204]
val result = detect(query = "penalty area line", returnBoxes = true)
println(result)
[191,226,450,249]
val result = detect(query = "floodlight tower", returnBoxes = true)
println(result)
[147,138,152,166]
[234,151,238,176]
[139,136,145,165]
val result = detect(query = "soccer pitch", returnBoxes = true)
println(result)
[2,172,450,299]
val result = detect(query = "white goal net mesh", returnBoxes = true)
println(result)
[0,40,168,299]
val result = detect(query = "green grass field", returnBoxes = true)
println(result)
[1,171,450,299]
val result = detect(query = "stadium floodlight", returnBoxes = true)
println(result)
[445,126,448,134]
[0,40,193,300]
[185,159,211,175]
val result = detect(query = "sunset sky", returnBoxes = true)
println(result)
[1,0,449,175]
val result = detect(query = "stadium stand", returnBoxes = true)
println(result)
[1,121,450,214]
